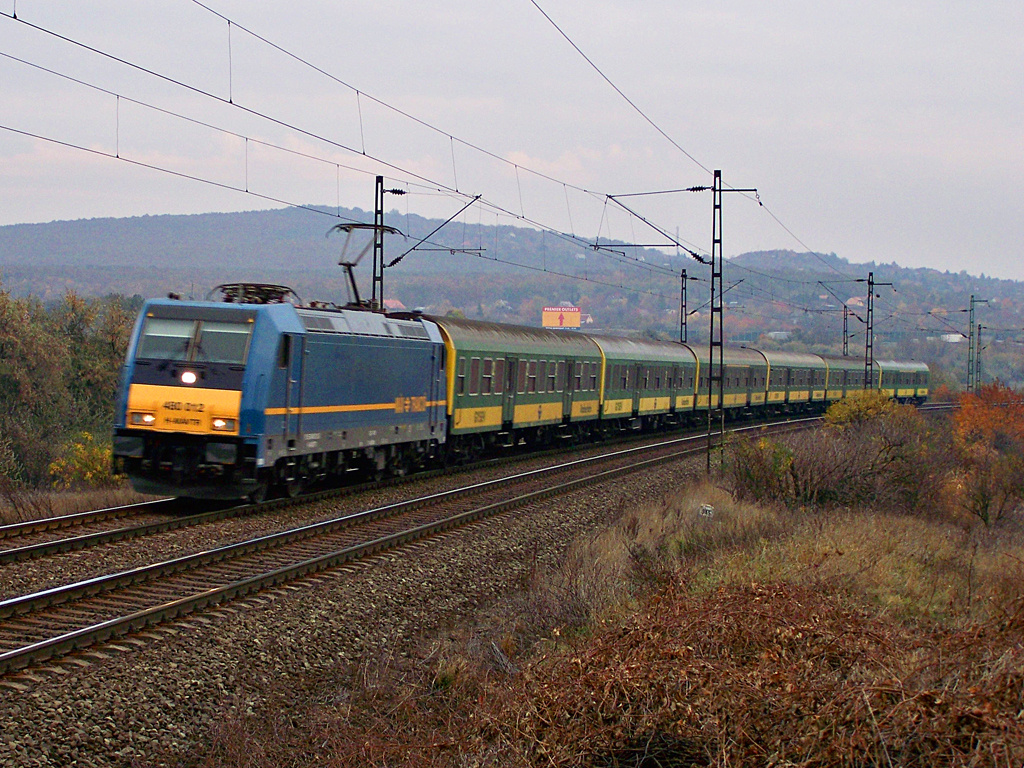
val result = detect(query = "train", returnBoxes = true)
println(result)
[111,283,929,500]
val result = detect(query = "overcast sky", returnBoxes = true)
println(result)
[1,1,1021,279]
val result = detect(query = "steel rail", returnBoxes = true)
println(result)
[0,503,254,564]
[0,498,176,541]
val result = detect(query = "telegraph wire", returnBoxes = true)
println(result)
[0,119,682,304]
[187,0,600,197]
[0,122,348,223]
[3,7,858,300]
[0,51,678,279]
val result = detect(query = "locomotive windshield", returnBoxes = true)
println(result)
[137,317,253,365]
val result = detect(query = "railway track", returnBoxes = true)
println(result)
[0,416,784,565]
[0,418,813,676]
[0,498,178,543]
[0,499,244,564]
[2,403,953,567]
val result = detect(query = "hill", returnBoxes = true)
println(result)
[2,207,1023,387]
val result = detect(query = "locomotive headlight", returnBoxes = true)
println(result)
[130,412,156,426]
[211,418,236,432]
[181,371,197,385]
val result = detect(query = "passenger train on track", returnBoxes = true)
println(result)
[112,283,929,500]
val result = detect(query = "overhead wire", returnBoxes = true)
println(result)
[0,9,694,280]
[526,0,860,281]
[3,5,872,307]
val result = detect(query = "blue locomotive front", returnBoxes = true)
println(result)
[112,291,447,500]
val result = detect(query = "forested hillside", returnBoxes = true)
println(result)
[2,205,1024,391]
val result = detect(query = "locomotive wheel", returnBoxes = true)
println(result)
[284,477,305,498]
[248,478,270,504]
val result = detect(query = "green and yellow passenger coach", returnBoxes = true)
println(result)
[587,336,698,427]
[759,351,828,411]
[430,316,603,451]
[877,360,930,402]
[691,346,769,411]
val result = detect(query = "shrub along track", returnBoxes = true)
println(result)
[0,419,814,678]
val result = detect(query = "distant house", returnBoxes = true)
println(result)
[846,297,865,308]
[940,334,965,343]
[383,299,407,311]
[766,331,792,341]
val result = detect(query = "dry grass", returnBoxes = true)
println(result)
[186,482,1024,767]
[700,507,1024,628]
[0,484,154,525]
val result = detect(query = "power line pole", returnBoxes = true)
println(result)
[679,268,688,343]
[371,175,385,310]
[965,296,989,393]
[976,323,985,389]
[678,270,700,344]
[818,280,854,356]
[860,272,892,389]
[688,171,758,474]
[843,305,850,356]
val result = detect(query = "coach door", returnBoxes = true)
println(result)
[632,363,644,414]
[502,357,518,426]
[428,346,442,436]
[560,359,572,418]
[281,333,305,450]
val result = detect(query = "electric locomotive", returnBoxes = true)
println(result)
[112,284,446,500]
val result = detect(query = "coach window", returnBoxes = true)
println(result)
[536,361,546,393]
[589,363,598,391]
[556,361,566,392]
[528,360,538,393]
[517,362,527,394]
[469,358,481,395]
[493,359,505,394]
[547,363,557,392]
[574,362,582,391]
[456,358,466,396]
[481,358,493,395]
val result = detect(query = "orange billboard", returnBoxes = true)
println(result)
[542,306,581,329]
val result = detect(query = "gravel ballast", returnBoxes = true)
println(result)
[0,460,699,767]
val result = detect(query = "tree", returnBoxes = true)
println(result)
[951,383,1024,525]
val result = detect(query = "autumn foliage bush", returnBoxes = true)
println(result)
[0,284,138,486]
[48,432,124,490]
[949,383,1024,525]
[729,393,941,512]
